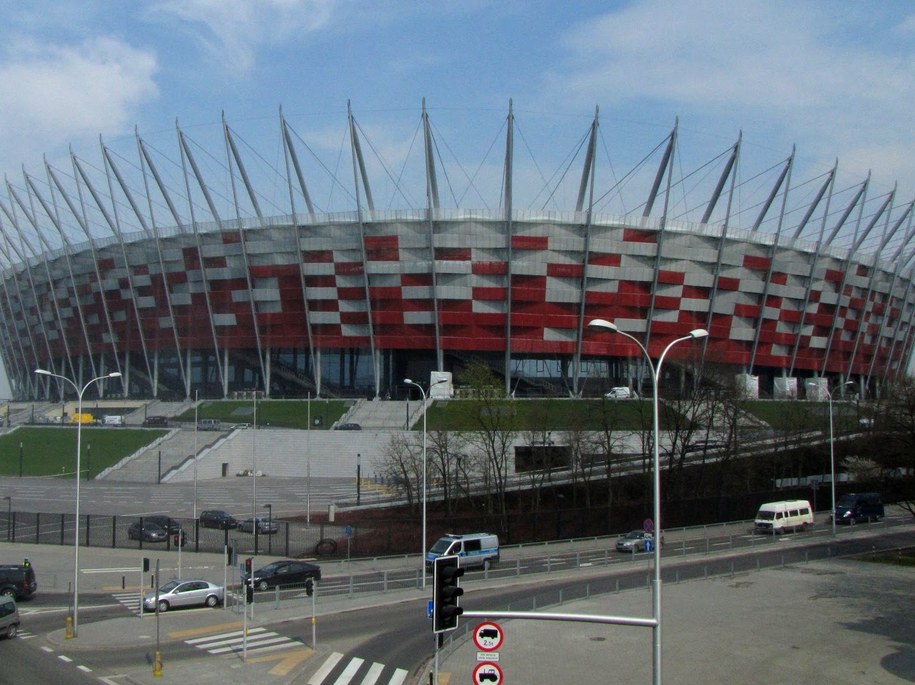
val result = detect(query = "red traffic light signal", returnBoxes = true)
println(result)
[244,557,253,574]
[432,555,464,633]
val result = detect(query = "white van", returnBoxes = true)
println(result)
[754,500,814,534]
[426,533,500,570]
[0,594,20,639]
[103,414,125,427]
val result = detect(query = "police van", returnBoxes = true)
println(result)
[426,533,500,570]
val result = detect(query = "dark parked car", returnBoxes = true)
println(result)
[334,422,362,431]
[199,510,238,530]
[144,515,183,535]
[0,561,37,599]
[128,521,168,542]
[243,560,321,592]
[142,415,169,427]
[834,492,885,524]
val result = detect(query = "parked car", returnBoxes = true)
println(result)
[142,415,169,427]
[615,530,654,552]
[199,510,238,530]
[144,515,183,535]
[334,422,362,430]
[143,579,224,612]
[127,521,168,542]
[243,560,321,592]
[0,595,20,638]
[238,516,278,535]
[0,561,37,599]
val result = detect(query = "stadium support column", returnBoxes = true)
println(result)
[422,99,443,371]
[747,148,793,377]
[572,108,600,397]
[699,133,740,368]
[280,111,318,392]
[643,119,678,360]
[787,164,836,377]
[821,178,883,378]
[177,122,226,398]
[503,100,514,397]
[348,102,380,398]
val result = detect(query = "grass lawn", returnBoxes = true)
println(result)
[0,427,167,478]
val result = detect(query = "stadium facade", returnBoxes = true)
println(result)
[1,104,913,402]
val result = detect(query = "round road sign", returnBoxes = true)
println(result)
[643,518,654,533]
[473,621,504,651]
[472,661,503,684]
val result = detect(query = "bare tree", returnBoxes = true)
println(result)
[427,429,470,517]
[379,432,423,514]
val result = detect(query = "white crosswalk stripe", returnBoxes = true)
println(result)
[112,592,143,614]
[308,652,409,685]
[184,626,300,655]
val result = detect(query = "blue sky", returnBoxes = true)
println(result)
[1,0,914,394]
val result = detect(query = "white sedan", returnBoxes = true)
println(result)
[143,579,224,612]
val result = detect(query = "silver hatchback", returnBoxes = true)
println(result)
[143,579,224,612]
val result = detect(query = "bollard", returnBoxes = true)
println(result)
[153,650,163,677]
[65,615,73,640]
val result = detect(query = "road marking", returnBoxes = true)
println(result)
[83,567,138,574]
[333,656,364,684]
[186,626,267,644]
[309,652,344,684]
[77,665,92,673]
[360,662,385,685]
[58,655,73,663]
[437,674,451,685]
[388,669,409,685]
[168,620,243,639]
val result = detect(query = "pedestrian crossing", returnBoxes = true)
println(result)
[112,591,143,614]
[307,651,408,685]
[184,625,301,656]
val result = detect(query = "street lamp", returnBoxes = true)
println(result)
[587,319,707,685]
[825,380,855,537]
[4,496,10,541]
[403,377,446,589]
[34,367,121,638]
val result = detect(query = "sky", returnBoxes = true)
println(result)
[1,0,914,395]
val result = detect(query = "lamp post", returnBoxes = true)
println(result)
[4,496,10,541]
[193,388,199,523]
[587,319,707,685]
[356,453,362,506]
[34,368,121,638]
[404,377,446,589]
[825,380,855,537]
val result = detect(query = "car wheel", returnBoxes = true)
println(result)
[205,594,219,608]
[6,623,18,639]
[258,580,269,591]
[158,600,169,613]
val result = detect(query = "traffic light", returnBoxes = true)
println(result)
[142,557,150,573]
[226,546,234,566]
[244,557,252,574]
[245,584,254,604]
[432,555,464,633]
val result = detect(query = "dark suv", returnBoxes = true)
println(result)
[199,510,238,530]
[0,560,37,599]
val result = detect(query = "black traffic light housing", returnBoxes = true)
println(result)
[432,554,464,633]
[244,557,253,574]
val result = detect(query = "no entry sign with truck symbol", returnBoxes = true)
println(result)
[472,661,503,684]
[473,621,504,652]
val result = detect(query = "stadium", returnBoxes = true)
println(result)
[1,104,913,402]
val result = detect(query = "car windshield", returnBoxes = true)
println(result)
[757,511,775,520]
[159,580,181,593]
[258,562,283,574]
[430,539,455,554]
[624,531,642,539]
[836,495,857,507]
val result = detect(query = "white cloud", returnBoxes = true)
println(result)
[546,0,915,196]
[146,0,339,73]
[0,36,158,172]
